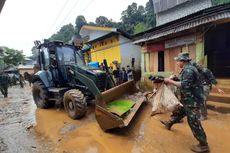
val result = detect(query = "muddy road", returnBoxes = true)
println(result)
[0,85,54,153]
[1,84,230,153]
[35,104,230,153]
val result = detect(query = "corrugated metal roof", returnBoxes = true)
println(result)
[134,4,230,44]
[134,11,230,44]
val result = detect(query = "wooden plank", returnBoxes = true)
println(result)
[149,53,155,72]
[188,44,196,60]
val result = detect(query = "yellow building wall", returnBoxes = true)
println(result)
[90,35,121,66]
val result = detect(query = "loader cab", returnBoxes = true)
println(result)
[38,41,85,87]
[55,45,84,86]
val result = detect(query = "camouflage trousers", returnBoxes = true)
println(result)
[200,85,211,118]
[170,106,208,145]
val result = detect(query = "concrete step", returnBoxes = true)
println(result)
[207,101,230,114]
[211,87,230,94]
[208,93,230,104]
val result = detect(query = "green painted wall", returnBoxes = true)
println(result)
[196,42,204,62]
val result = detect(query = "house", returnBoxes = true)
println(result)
[134,1,230,107]
[134,1,230,77]
[17,64,34,75]
[80,25,141,69]
[3,65,18,74]
[153,0,212,26]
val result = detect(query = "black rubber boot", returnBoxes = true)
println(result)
[174,119,184,123]
[190,144,210,153]
[160,120,173,130]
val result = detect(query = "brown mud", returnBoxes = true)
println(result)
[35,100,230,153]
[2,84,229,153]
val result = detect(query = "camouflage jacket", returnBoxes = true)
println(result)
[199,68,217,87]
[179,63,204,107]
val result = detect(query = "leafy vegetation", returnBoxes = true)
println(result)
[47,0,230,46]
[30,0,230,59]
[1,47,25,66]
[212,0,230,5]
[49,23,75,43]
[29,46,38,61]
[47,1,156,43]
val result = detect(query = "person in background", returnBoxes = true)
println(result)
[113,67,120,86]
[191,61,224,120]
[121,67,128,83]
[99,63,104,71]
[108,66,113,76]
[19,74,24,88]
[161,52,209,153]
[127,65,134,81]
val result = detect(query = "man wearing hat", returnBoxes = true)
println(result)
[161,52,209,153]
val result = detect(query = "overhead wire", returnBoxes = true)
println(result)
[51,0,95,36]
[46,0,72,36]
[78,0,95,15]
[55,0,81,32]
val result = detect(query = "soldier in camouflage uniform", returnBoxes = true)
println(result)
[161,52,209,153]
[191,61,224,120]
[0,71,10,98]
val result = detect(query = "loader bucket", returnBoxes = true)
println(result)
[95,80,145,131]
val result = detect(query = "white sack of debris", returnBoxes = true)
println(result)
[150,84,183,116]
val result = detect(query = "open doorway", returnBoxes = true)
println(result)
[205,22,230,78]
[158,51,164,72]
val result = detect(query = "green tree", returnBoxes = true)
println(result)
[134,22,149,34]
[2,47,25,66]
[95,16,118,27]
[49,2,156,38]
[0,48,4,69]
[75,15,87,34]
[49,23,75,43]
[95,16,110,26]
[144,0,156,28]
[29,46,39,61]
[119,2,156,34]
[121,3,146,33]
[88,22,96,26]
[212,0,230,5]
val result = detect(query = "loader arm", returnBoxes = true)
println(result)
[71,67,101,97]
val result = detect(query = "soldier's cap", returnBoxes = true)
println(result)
[174,52,191,61]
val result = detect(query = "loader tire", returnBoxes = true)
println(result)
[32,81,53,108]
[63,89,87,119]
